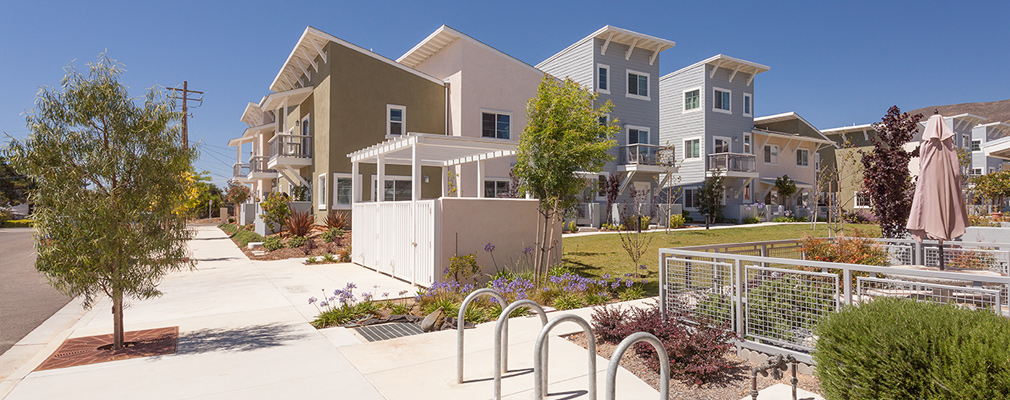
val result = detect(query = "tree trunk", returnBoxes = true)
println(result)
[544,199,560,280]
[112,286,124,351]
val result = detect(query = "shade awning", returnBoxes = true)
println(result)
[348,133,516,167]
[984,136,1010,161]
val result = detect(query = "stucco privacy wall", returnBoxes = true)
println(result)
[436,198,561,284]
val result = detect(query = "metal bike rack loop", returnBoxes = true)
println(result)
[533,313,597,400]
[605,332,669,400]
[456,288,506,384]
[493,299,549,400]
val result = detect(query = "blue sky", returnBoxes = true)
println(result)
[3,0,1008,186]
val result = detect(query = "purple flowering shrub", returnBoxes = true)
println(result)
[308,282,381,328]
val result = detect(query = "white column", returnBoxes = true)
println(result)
[236,143,242,163]
[476,160,485,198]
[455,166,462,198]
[351,161,360,203]
[376,154,385,203]
[412,145,421,201]
[440,166,447,198]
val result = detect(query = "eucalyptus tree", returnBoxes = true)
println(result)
[513,76,616,283]
[7,55,195,350]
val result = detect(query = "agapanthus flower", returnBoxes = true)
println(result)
[484,243,495,252]
[308,297,317,304]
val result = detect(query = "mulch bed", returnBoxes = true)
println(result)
[35,327,179,371]
[564,332,821,400]
[229,226,350,261]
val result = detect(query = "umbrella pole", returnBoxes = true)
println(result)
[938,239,945,270]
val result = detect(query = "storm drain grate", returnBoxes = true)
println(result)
[353,322,424,342]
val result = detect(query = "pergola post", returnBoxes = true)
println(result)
[477,159,485,198]
[376,154,385,203]
[441,166,448,198]
[412,144,421,201]
[351,161,360,203]
[456,166,462,198]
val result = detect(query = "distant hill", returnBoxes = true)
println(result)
[907,98,1010,124]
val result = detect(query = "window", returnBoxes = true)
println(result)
[796,149,809,166]
[387,105,405,136]
[597,64,610,93]
[971,168,983,176]
[971,140,981,151]
[815,153,821,170]
[714,137,730,154]
[383,179,412,201]
[317,174,327,210]
[743,181,753,203]
[683,188,699,209]
[484,180,510,198]
[482,111,510,139]
[743,93,753,117]
[333,174,352,208]
[854,192,871,208]
[628,127,649,145]
[626,70,649,99]
[684,138,701,160]
[764,145,779,164]
[597,175,607,200]
[713,88,731,113]
[743,133,752,154]
[962,134,969,148]
[301,115,311,136]
[683,89,700,111]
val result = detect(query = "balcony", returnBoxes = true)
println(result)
[232,163,253,183]
[708,152,757,177]
[268,133,312,168]
[617,144,672,173]
[248,156,279,180]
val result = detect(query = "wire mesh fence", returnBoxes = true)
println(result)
[663,256,735,327]
[744,266,838,352]
[923,244,1010,275]
[856,276,1002,314]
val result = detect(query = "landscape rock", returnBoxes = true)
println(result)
[420,307,445,332]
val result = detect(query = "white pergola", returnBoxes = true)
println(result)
[347,133,517,202]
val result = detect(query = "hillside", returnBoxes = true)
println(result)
[907,98,1010,123]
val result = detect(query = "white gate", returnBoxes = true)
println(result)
[352,200,436,286]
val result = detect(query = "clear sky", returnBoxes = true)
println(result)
[3,0,1008,186]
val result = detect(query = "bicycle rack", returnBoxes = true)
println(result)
[456,288,506,384]
[605,332,669,400]
[533,313,597,400]
[493,299,549,400]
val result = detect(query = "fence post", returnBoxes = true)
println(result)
[842,268,852,308]
[659,251,667,320]
[735,258,745,338]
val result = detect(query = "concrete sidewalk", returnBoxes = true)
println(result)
[0,225,661,399]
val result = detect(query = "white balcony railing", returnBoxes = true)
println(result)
[708,152,755,173]
[248,156,275,174]
[620,144,671,166]
[233,163,250,178]
[269,133,312,160]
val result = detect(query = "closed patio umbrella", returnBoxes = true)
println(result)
[906,111,969,269]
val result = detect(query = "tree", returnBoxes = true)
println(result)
[0,155,33,208]
[775,175,797,208]
[514,76,616,283]
[697,170,725,229]
[657,141,681,234]
[617,188,654,278]
[603,174,620,225]
[6,55,194,350]
[225,180,251,210]
[972,170,1010,213]
[862,106,922,238]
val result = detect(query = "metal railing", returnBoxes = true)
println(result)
[660,241,1010,363]
[871,237,1010,275]
[709,152,756,172]
[247,156,274,174]
[232,163,250,177]
[619,144,666,166]
[269,133,312,159]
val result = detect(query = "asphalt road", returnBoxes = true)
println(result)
[0,228,71,356]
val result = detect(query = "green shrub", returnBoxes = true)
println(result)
[669,214,686,228]
[622,215,651,230]
[445,253,480,282]
[321,228,344,243]
[553,292,587,310]
[566,221,579,233]
[219,223,239,235]
[323,253,336,263]
[338,246,351,262]
[306,256,318,264]
[232,230,265,248]
[801,235,889,266]
[0,218,33,228]
[681,209,694,223]
[815,298,1010,399]
[741,216,760,224]
[747,274,836,344]
[601,222,625,231]
[260,192,290,232]
[619,285,647,302]
[264,236,285,251]
[287,236,308,248]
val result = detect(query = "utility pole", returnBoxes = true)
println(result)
[166,81,204,150]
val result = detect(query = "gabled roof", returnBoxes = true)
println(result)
[536,25,676,68]
[751,128,836,145]
[661,54,769,84]
[270,26,443,93]
[240,102,263,127]
[260,86,315,111]
[821,124,876,136]
[397,25,543,76]
[754,112,834,145]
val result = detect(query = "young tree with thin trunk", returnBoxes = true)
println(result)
[7,55,194,350]
[698,170,726,229]
[514,76,616,284]
[862,106,922,238]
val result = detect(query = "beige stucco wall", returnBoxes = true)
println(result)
[436,198,562,283]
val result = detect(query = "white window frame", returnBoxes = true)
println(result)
[370,174,412,202]
[596,64,610,94]
[743,132,752,154]
[483,178,511,198]
[743,180,754,203]
[626,125,651,145]
[796,149,810,167]
[962,134,969,148]
[763,145,779,165]
[317,173,327,210]
[480,109,512,140]
[331,173,354,210]
[713,136,731,154]
[683,137,702,161]
[301,114,311,137]
[625,69,651,101]
[596,174,608,201]
[971,168,983,176]
[682,87,702,113]
[683,187,700,210]
[971,140,981,152]
[386,104,405,137]
[743,93,753,117]
[713,87,732,114]
[854,192,871,209]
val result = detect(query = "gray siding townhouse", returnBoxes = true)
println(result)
[970,121,1010,176]
[537,26,676,226]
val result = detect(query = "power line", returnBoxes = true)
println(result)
[166,81,203,151]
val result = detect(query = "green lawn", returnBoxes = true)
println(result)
[562,223,881,295]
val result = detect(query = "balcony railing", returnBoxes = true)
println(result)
[620,144,669,166]
[269,133,312,159]
[233,163,250,177]
[249,156,275,174]
[708,152,755,173]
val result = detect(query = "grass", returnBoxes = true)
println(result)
[562,223,881,296]
[0,219,33,228]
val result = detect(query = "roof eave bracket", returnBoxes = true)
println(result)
[625,38,639,60]
[601,33,614,56]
